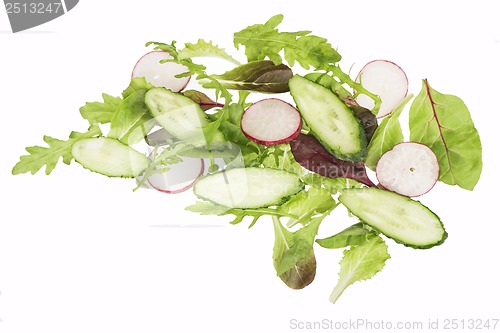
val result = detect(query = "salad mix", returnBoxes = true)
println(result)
[12,15,482,303]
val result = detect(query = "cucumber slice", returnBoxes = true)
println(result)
[289,75,367,162]
[72,137,150,178]
[339,187,447,249]
[145,87,223,146]
[193,167,304,209]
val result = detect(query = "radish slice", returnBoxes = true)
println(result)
[241,98,302,146]
[355,60,408,118]
[146,150,204,194]
[376,142,439,197]
[132,51,190,92]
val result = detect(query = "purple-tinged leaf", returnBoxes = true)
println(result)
[290,134,375,187]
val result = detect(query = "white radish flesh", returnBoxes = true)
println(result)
[376,142,439,197]
[146,150,204,194]
[132,51,190,92]
[355,60,408,118]
[241,98,302,146]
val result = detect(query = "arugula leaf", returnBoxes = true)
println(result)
[329,235,390,304]
[272,216,320,289]
[409,80,482,190]
[185,201,296,227]
[365,95,413,170]
[213,60,293,93]
[234,15,381,113]
[12,125,102,175]
[147,41,234,103]
[316,223,376,249]
[234,14,341,69]
[108,89,155,145]
[79,93,122,125]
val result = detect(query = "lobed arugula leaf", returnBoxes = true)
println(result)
[12,125,102,175]
[234,14,341,69]
[234,15,381,113]
[409,80,482,190]
[185,201,296,227]
[329,235,390,304]
[147,40,234,103]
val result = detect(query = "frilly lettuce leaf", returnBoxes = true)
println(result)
[330,235,390,304]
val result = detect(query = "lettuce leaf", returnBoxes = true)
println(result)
[178,39,240,65]
[365,95,413,170]
[108,89,155,145]
[330,235,390,304]
[278,186,337,227]
[316,223,376,249]
[272,216,320,289]
[409,80,482,190]
[213,60,293,93]
[79,93,122,125]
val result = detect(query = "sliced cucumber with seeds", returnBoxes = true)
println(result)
[72,137,150,178]
[145,87,226,147]
[289,75,367,162]
[339,187,447,249]
[193,167,304,209]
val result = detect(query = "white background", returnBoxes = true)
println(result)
[1,1,499,332]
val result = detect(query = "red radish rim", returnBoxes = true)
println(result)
[132,50,191,92]
[355,59,409,118]
[146,150,204,194]
[375,142,440,197]
[241,98,302,146]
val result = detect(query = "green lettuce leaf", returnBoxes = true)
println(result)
[365,95,413,170]
[330,235,390,304]
[272,216,320,289]
[213,60,293,93]
[178,39,240,65]
[108,89,155,145]
[278,186,337,227]
[12,125,102,175]
[122,77,153,98]
[79,93,122,125]
[409,80,482,190]
[316,223,376,249]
